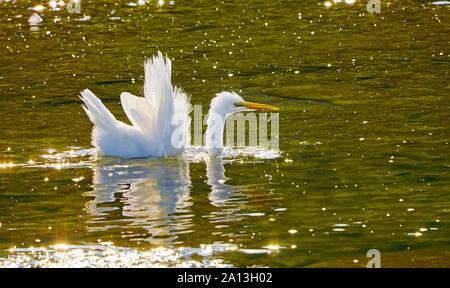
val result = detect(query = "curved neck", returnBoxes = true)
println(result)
[205,107,227,155]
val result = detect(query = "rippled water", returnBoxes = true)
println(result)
[0,0,449,267]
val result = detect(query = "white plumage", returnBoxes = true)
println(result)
[80,52,277,159]
[80,52,192,158]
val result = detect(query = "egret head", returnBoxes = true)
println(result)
[206,91,279,155]
[210,91,278,116]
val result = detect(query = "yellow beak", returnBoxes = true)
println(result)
[235,101,279,111]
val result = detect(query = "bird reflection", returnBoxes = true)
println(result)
[206,156,239,207]
[84,157,192,244]
[205,155,247,226]
[84,153,245,244]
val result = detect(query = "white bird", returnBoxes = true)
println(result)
[80,52,278,159]
[80,52,191,158]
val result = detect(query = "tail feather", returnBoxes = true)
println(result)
[143,52,173,117]
[79,89,117,130]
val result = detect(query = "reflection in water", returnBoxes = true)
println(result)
[83,154,244,244]
[84,157,192,244]
[0,148,279,267]
[206,156,238,207]
[206,156,248,226]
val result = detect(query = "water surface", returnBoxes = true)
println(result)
[0,0,449,267]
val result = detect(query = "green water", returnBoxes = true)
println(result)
[0,0,449,267]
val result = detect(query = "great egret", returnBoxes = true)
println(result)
[80,52,278,159]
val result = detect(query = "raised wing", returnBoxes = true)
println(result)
[79,89,117,131]
[120,92,155,135]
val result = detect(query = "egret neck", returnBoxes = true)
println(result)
[205,109,227,155]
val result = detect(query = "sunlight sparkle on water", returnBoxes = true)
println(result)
[0,0,448,268]
[1,244,235,268]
